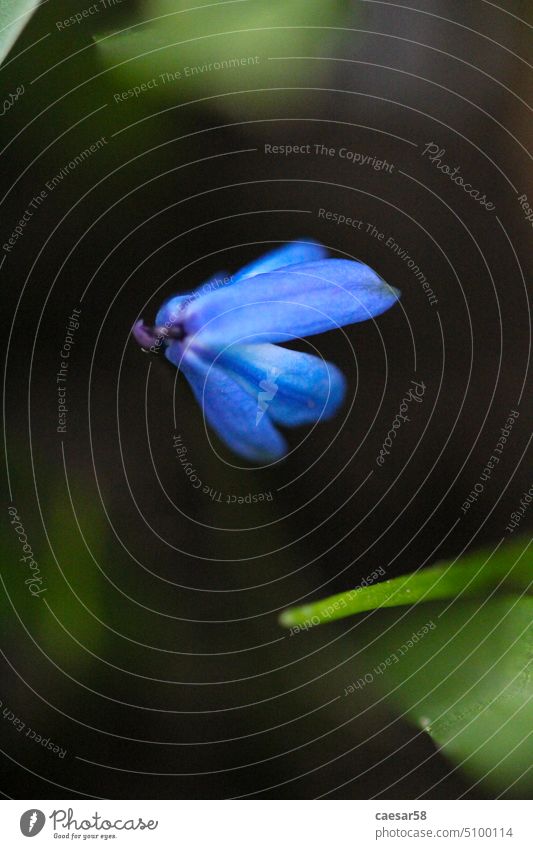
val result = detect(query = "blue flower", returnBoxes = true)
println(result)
[133,240,399,462]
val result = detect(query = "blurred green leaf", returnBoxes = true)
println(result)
[0,0,40,65]
[41,481,107,665]
[280,539,532,794]
[95,0,349,118]
[3,473,108,672]
[351,599,532,795]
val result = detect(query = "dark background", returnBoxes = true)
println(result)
[1,0,531,798]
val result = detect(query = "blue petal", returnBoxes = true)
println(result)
[155,293,190,328]
[184,259,400,348]
[166,343,287,462]
[156,242,325,327]
[218,343,346,426]
[155,271,230,327]
[231,239,327,282]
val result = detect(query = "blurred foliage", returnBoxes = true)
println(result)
[95,0,350,118]
[356,598,532,796]
[281,538,532,795]
[3,472,109,673]
[0,0,39,65]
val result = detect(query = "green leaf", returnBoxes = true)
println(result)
[280,538,532,794]
[345,598,533,795]
[95,0,350,118]
[3,471,109,670]
[0,0,41,66]
[279,538,532,629]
